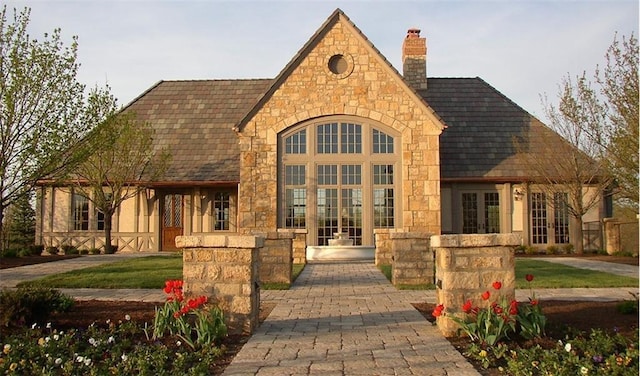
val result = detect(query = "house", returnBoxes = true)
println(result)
[35,9,607,255]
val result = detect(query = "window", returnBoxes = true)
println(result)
[213,192,230,231]
[96,193,112,231]
[72,193,89,231]
[461,191,500,234]
[280,116,400,246]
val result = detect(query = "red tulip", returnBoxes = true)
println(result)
[492,281,502,290]
[432,304,445,318]
[462,300,473,313]
[481,291,491,300]
[525,274,534,282]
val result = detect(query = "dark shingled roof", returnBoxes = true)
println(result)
[422,77,570,181]
[126,77,570,184]
[124,79,272,184]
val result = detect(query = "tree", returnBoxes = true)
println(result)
[0,6,92,249]
[524,33,638,254]
[4,189,35,249]
[68,88,170,254]
[595,34,638,209]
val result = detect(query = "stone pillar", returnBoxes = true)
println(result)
[374,229,394,266]
[603,218,620,255]
[260,231,293,285]
[431,233,520,336]
[391,232,433,286]
[281,229,308,264]
[177,234,263,335]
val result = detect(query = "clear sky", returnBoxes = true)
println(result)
[4,0,638,122]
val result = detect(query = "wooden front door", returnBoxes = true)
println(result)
[162,194,183,251]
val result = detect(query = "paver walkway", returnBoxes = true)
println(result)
[223,262,478,376]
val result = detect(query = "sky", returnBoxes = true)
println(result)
[4,0,638,122]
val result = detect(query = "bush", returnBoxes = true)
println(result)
[61,245,79,255]
[45,246,59,255]
[562,243,574,254]
[525,246,538,255]
[0,287,75,327]
[546,245,559,255]
[0,248,19,258]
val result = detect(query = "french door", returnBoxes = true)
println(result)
[162,194,183,251]
[530,192,570,246]
[461,192,501,233]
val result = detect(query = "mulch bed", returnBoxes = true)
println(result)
[0,254,81,269]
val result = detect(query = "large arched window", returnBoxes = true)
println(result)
[279,116,401,246]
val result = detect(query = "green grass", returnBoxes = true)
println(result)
[18,255,182,289]
[378,259,638,290]
[19,257,307,291]
[515,259,638,288]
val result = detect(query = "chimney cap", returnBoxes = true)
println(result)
[406,28,421,38]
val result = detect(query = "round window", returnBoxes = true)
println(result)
[328,54,348,75]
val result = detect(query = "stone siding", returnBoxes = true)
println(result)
[260,231,293,284]
[390,232,433,286]
[431,234,520,336]
[237,14,442,237]
[177,235,262,335]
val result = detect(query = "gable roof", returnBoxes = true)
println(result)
[233,8,445,134]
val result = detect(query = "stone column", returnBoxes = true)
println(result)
[280,229,307,264]
[177,234,263,335]
[431,233,520,336]
[603,218,621,255]
[374,229,395,266]
[391,232,433,287]
[260,231,293,285]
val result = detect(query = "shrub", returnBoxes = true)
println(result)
[546,245,559,255]
[87,248,100,255]
[562,243,574,254]
[0,287,75,327]
[514,245,527,254]
[0,248,19,258]
[524,246,538,255]
[61,245,79,255]
[45,246,59,255]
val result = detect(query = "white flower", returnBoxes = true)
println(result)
[176,340,182,346]
[3,344,11,354]
[46,322,51,329]
[124,314,131,321]
[84,358,92,366]
[565,343,572,352]
[55,358,62,365]
[581,366,589,374]
[31,323,37,329]
[76,355,84,363]
[107,336,115,344]
[121,354,128,361]
[106,319,111,325]
[53,334,59,341]
[45,336,51,343]
[88,338,97,346]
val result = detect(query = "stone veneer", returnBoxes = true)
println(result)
[390,232,433,287]
[431,233,521,336]
[280,229,308,264]
[259,231,293,285]
[176,235,261,335]
[237,13,442,237]
[373,229,395,266]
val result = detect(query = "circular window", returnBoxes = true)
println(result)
[326,53,353,79]
[328,54,348,74]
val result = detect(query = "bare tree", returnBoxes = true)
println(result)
[68,89,170,254]
[0,6,91,247]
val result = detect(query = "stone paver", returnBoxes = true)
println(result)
[223,262,479,375]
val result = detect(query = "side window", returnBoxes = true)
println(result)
[72,192,89,231]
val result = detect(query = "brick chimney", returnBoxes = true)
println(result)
[402,28,427,90]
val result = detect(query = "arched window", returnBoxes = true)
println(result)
[279,116,401,246]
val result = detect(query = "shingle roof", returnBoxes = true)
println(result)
[126,76,571,184]
[124,79,272,184]
[422,77,571,181]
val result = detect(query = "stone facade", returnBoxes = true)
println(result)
[431,233,520,336]
[390,232,434,286]
[281,229,308,264]
[237,13,443,239]
[259,231,293,285]
[373,229,395,266]
[177,235,262,335]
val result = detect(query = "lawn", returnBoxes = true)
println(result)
[378,258,638,289]
[18,256,306,290]
[17,256,637,290]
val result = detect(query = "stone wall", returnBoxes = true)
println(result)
[431,234,520,336]
[260,231,293,285]
[280,229,308,264]
[391,232,433,286]
[177,235,262,335]
[374,229,394,266]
